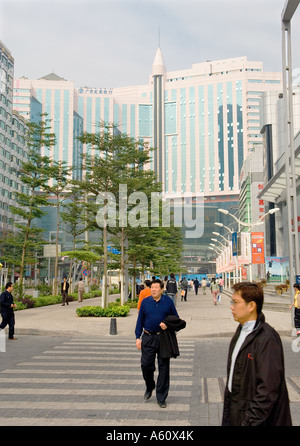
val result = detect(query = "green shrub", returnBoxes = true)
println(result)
[76,304,130,318]
[15,301,27,311]
[35,284,52,295]
[34,295,62,307]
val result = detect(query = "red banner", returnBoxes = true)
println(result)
[251,232,264,264]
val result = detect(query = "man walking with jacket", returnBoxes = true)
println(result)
[0,282,17,340]
[222,282,292,426]
[135,279,181,408]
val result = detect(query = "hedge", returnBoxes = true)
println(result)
[76,304,130,318]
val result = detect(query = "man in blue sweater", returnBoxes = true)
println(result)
[135,279,178,408]
[0,282,17,340]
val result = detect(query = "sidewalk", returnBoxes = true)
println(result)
[11,287,295,339]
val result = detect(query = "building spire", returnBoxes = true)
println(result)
[152,46,166,76]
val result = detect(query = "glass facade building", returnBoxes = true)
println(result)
[13,50,282,269]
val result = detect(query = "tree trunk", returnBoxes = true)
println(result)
[53,197,60,296]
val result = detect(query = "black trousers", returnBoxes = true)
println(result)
[0,312,15,339]
[141,333,170,403]
[295,308,300,328]
[62,291,69,305]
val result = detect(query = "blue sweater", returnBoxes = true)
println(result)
[135,294,178,339]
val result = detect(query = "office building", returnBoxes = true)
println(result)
[259,87,300,262]
[13,49,282,269]
[0,41,29,234]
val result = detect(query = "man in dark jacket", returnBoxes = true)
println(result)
[166,273,178,305]
[0,282,17,340]
[222,282,292,426]
[61,277,70,306]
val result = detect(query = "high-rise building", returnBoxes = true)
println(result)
[14,73,83,179]
[13,49,282,269]
[259,87,300,260]
[0,41,29,234]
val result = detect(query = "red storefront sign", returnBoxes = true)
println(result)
[251,232,264,264]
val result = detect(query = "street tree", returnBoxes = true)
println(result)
[9,114,54,297]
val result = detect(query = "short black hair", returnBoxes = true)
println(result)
[232,282,264,314]
[144,279,152,287]
[151,279,164,289]
[5,282,13,289]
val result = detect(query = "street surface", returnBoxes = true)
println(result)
[0,334,299,427]
[0,288,299,430]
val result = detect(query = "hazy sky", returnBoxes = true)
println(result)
[1,0,299,88]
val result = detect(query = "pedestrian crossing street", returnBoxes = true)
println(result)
[0,337,300,426]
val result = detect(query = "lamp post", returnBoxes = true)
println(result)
[212,231,228,243]
[209,244,222,254]
[211,238,227,249]
[217,208,280,282]
[282,0,300,310]
[212,233,231,289]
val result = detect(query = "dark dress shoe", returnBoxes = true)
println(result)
[157,400,167,408]
[144,389,153,400]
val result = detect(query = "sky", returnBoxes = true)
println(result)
[0,0,300,89]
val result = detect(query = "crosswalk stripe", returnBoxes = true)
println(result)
[17,361,193,370]
[0,377,193,386]
[0,388,191,397]
[0,401,190,412]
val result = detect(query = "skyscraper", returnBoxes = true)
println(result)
[13,48,282,268]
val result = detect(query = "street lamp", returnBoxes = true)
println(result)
[218,208,280,281]
[212,231,228,243]
[209,244,222,254]
[209,246,221,255]
[211,238,227,249]
[215,222,233,235]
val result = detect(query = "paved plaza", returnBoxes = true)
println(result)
[0,288,299,428]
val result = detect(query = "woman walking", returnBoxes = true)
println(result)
[210,278,219,305]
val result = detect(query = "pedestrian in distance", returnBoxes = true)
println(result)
[180,277,188,301]
[137,279,152,310]
[61,277,70,306]
[201,277,207,295]
[193,278,200,295]
[289,283,300,335]
[222,282,292,426]
[135,279,185,408]
[163,276,168,295]
[0,282,17,340]
[166,273,178,305]
[219,277,224,294]
[77,277,85,303]
[210,277,219,305]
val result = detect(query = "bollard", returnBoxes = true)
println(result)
[110,317,117,335]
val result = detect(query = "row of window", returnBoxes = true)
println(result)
[0,52,13,71]
[0,213,14,226]
[0,94,12,109]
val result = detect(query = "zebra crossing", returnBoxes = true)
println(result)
[1,336,300,426]
[0,337,197,426]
